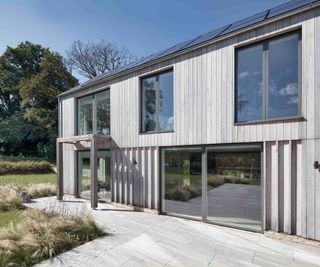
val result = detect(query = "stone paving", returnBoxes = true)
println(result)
[30,197,320,267]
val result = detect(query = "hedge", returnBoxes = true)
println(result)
[0,161,53,175]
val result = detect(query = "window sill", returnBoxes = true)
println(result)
[139,130,174,135]
[234,116,305,126]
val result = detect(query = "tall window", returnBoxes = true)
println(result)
[78,90,110,135]
[141,70,174,133]
[235,31,301,122]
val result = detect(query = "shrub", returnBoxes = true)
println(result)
[0,161,53,175]
[0,209,104,266]
[165,185,201,202]
[0,186,25,211]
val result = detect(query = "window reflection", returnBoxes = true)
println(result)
[235,31,300,122]
[236,44,263,122]
[78,96,93,135]
[142,70,173,132]
[162,148,202,218]
[268,33,299,118]
[207,147,261,231]
[96,91,111,135]
[142,76,157,132]
[159,71,174,131]
[77,90,110,136]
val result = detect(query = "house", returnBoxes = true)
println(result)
[57,0,320,240]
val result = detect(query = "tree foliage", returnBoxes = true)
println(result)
[66,40,135,79]
[0,41,78,159]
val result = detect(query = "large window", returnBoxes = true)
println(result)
[141,70,174,133]
[161,144,262,232]
[235,31,301,122]
[78,90,110,135]
[162,148,202,218]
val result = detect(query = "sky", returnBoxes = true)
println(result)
[0,0,288,82]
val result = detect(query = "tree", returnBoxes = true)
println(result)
[0,41,78,159]
[0,42,49,120]
[20,52,78,129]
[66,40,136,79]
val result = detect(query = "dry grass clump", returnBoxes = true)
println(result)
[0,186,24,211]
[0,209,104,266]
[0,183,56,211]
[26,183,56,198]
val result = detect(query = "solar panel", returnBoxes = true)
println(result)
[152,38,199,59]
[219,10,268,37]
[182,25,230,50]
[267,0,315,19]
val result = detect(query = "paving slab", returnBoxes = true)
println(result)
[31,197,320,267]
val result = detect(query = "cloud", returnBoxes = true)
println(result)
[279,83,298,96]
[287,97,298,104]
[239,71,262,79]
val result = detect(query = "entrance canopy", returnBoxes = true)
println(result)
[56,134,111,208]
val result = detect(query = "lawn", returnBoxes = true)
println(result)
[0,173,56,186]
[0,209,24,227]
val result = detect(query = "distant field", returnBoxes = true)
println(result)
[0,209,25,227]
[0,173,56,185]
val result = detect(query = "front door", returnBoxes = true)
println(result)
[78,150,111,202]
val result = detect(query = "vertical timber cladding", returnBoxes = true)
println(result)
[264,140,313,237]
[111,147,160,210]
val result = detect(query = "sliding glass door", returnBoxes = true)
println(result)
[206,145,262,231]
[78,150,111,202]
[161,144,262,231]
[161,148,202,218]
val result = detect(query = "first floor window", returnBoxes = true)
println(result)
[141,70,174,133]
[235,31,301,122]
[78,90,110,135]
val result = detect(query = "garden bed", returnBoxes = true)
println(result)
[0,209,104,266]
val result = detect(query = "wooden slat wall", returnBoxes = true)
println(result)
[61,98,75,195]
[265,140,299,235]
[111,147,159,210]
[264,139,320,240]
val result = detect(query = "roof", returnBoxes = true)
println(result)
[60,0,320,97]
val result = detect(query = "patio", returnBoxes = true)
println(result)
[30,197,320,267]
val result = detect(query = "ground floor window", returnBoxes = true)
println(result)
[78,150,111,201]
[161,144,262,232]
[161,148,202,218]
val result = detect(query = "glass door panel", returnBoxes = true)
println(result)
[206,145,262,231]
[162,148,202,218]
[78,150,111,202]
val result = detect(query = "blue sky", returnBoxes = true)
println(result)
[0,0,287,82]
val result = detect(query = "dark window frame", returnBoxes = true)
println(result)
[76,89,111,136]
[140,68,174,134]
[234,30,302,124]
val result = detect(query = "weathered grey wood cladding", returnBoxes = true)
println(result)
[111,147,160,210]
[59,7,320,240]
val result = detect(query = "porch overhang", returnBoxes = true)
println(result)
[56,134,111,209]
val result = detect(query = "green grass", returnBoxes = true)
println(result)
[0,173,56,186]
[0,210,24,227]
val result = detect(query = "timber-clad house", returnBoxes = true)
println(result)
[57,0,320,240]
